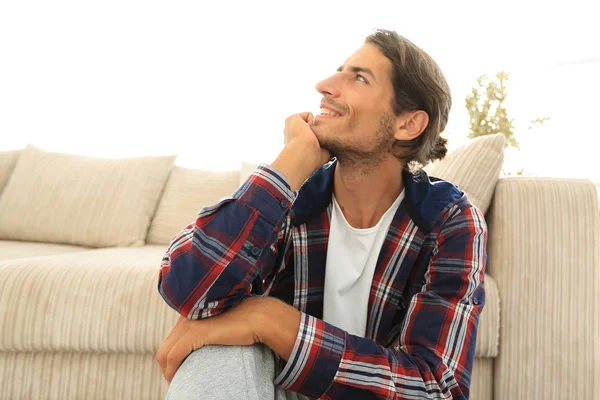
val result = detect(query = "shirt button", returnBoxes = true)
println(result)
[251,247,261,256]
[280,199,289,208]
[473,298,479,305]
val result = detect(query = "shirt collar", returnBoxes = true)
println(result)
[290,159,465,233]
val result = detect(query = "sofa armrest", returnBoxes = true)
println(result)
[485,177,599,399]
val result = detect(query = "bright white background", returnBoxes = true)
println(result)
[1,0,599,182]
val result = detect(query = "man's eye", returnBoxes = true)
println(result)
[356,74,367,83]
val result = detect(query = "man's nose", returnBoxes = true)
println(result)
[315,75,341,98]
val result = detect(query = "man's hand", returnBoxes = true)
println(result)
[155,297,264,383]
[272,112,332,191]
[282,112,318,147]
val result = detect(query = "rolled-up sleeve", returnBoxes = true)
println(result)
[158,163,295,319]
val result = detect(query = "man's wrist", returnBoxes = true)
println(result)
[252,297,275,341]
[271,144,320,191]
[253,296,301,362]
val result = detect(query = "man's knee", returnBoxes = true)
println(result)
[165,344,277,400]
[178,345,237,373]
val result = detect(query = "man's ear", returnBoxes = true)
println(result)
[394,110,429,141]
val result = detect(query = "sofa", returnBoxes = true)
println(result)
[0,139,598,400]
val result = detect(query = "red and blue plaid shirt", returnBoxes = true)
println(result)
[158,160,487,399]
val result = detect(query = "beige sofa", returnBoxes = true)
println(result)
[0,141,598,400]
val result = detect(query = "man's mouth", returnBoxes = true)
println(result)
[319,107,343,117]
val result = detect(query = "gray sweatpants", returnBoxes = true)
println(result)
[165,344,314,400]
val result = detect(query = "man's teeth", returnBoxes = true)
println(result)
[321,108,341,117]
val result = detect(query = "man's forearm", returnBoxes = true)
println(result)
[255,297,302,362]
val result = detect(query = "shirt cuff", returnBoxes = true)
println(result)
[273,312,346,398]
[233,163,296,227]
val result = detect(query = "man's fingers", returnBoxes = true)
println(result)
[156,316,189,375]
[297,111,314,123]
[165,340,195,383]
[297,111,309,121]
[156,326,182,373]
[156,347,167,376]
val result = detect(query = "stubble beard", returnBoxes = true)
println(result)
[314,113,396,175]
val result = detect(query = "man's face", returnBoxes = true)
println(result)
[312,43,397,164]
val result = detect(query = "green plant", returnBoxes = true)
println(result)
[465,72,549,176]
[465,72,518,149]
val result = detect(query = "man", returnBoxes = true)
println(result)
[156,29,486,399]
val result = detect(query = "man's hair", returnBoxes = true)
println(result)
[365,29,451,172]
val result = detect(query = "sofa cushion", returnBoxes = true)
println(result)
[146,167,240,245]
[0,150,21,198]
[0,145,176,247]
[0,240,89,261]
[476,273,499,358]
[426,133,505,214]
[0,246,178,353]
[0,352,168,400]
[470,358,493,400]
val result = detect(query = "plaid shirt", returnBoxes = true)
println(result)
[158,160,487,400]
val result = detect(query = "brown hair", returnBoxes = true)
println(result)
[365,29,451,172]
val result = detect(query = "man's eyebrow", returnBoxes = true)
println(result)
[337,65,377,82]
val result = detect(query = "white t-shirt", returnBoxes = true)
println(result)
[322,190,405,337]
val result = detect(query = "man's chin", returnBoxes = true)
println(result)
[312,129,330,147]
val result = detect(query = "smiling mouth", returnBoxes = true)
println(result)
[319,108,343,117]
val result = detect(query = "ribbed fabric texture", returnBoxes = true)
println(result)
[146,166,240,245]
[470,358,493,400]
[0,240,89,261]
[427,134,505,214]
[0,352,168,400]
[0,145,176,247]
[0,246,179,353]
[476,273,500,358]
[0,150,21,198]
[486,177,600,400]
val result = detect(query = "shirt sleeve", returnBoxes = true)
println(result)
[158,163,295,319]
[274,204,487,399]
